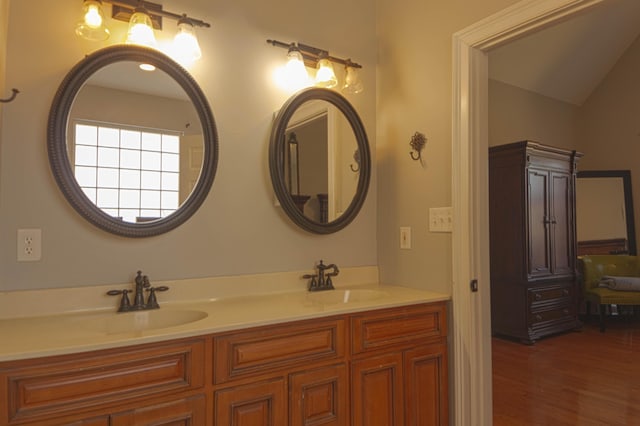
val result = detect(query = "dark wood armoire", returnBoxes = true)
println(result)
[489,141,583,344]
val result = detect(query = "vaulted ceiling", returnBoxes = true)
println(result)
[488,0,640,106]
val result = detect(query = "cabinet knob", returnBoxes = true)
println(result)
[535,314,543,321]
[562,289,569,296]
[535,293,542,301]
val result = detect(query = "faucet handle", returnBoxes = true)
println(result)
[107,289,131,312]
[303,274,318,291]
[145,286,169,309]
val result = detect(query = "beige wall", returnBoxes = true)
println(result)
[0,0,8,150]
[488,79,580,149]
[579,35,640,247]
[0,0,377,290]
[488,34,640,251]
[375,0,521,293]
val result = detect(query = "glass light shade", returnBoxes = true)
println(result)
[126,10,157,47]
[342,65,364,94]
[172,20,202,64]
[315,58,338,88]
[284,49,311,91]
[75,0,110,41]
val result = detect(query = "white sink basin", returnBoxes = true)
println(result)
[307,289,389,305]
[81,309,208,335]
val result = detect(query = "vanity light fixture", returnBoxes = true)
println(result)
[285,45,312,91]
[125,4,157,47]
[315,53,338,88]
[267,39,363,94]
[76,0,111,41]
[75,0,210,63]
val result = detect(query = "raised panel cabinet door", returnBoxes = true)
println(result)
[528,169,552,278]
[550,172,573,276]
[351,352,404,426]
[404,344,448,426]
[290,363,348,426]
[215,379,286,426]
[111,395,206,425]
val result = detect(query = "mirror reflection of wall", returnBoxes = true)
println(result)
[576,177,627,240]
[285,113,328,222]
[576,171,637,255]
[67,63,204,223]
[283,100,359,224]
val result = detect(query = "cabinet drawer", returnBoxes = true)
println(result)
[528,285,572,307]
[2,338,205,424]
[214,318,346,383]
[529,304,575,326]
[352,303,446,355]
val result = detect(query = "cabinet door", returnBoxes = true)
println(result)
[352,352,404,426]
[550,171,573,276]
[290,363,348,426]
[110,395,206,426]
[528,169,551,278]
[215,379,286,426]
[404,344,448,426]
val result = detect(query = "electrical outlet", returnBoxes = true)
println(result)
[17,229,42,261]
[400,227,412,249]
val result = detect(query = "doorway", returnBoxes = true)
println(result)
[451,0,607,424]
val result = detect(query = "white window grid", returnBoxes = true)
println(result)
[72,121,181,223]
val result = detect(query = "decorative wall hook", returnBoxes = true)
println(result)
[409,131,427,161]
[350,148,361,172]
[0,88,19,103]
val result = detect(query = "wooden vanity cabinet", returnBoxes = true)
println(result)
[351,303,448,426]
[0,302,448,426]
[0,337,207,426]
[212,317,348,426]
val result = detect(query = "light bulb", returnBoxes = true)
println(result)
[75,0,110,41]
[171,18,202,66]
[315,57,337,88]
[342,65,364,94]
[284,48,311,91]
[126,9,157,47]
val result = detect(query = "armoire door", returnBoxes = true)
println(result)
[528,169,551,278]
[550,171,573,276]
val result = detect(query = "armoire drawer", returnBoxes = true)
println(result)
[528,285,572,307]
[529,304,575,326]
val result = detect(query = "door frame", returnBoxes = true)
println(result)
[451,0,604,424]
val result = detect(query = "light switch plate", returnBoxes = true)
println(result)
[400,227,412,249]
[429,207,452,233]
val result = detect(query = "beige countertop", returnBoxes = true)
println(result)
[0,282,449,362]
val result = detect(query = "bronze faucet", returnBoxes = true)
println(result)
[303,260,339,292]
[107,271,169,312]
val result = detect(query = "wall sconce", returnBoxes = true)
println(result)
[410,132,427,161]
[267,39,363,94]
[75,0,210,65]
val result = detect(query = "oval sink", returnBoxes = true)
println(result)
[307,289,388,305]
[82,309,208,335]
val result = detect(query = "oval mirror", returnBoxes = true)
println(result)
[48,45,218,237]
[269,88,370,233]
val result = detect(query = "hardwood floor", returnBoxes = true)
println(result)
[493,315,640,425]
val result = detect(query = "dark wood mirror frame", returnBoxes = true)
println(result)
[47,45,218,238]
[577,170,637,255]
[269,88,371,234]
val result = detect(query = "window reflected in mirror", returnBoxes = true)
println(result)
[67,61,204,224]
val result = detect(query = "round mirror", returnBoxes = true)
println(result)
[48,45,218,237]
[269,88,370,234]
